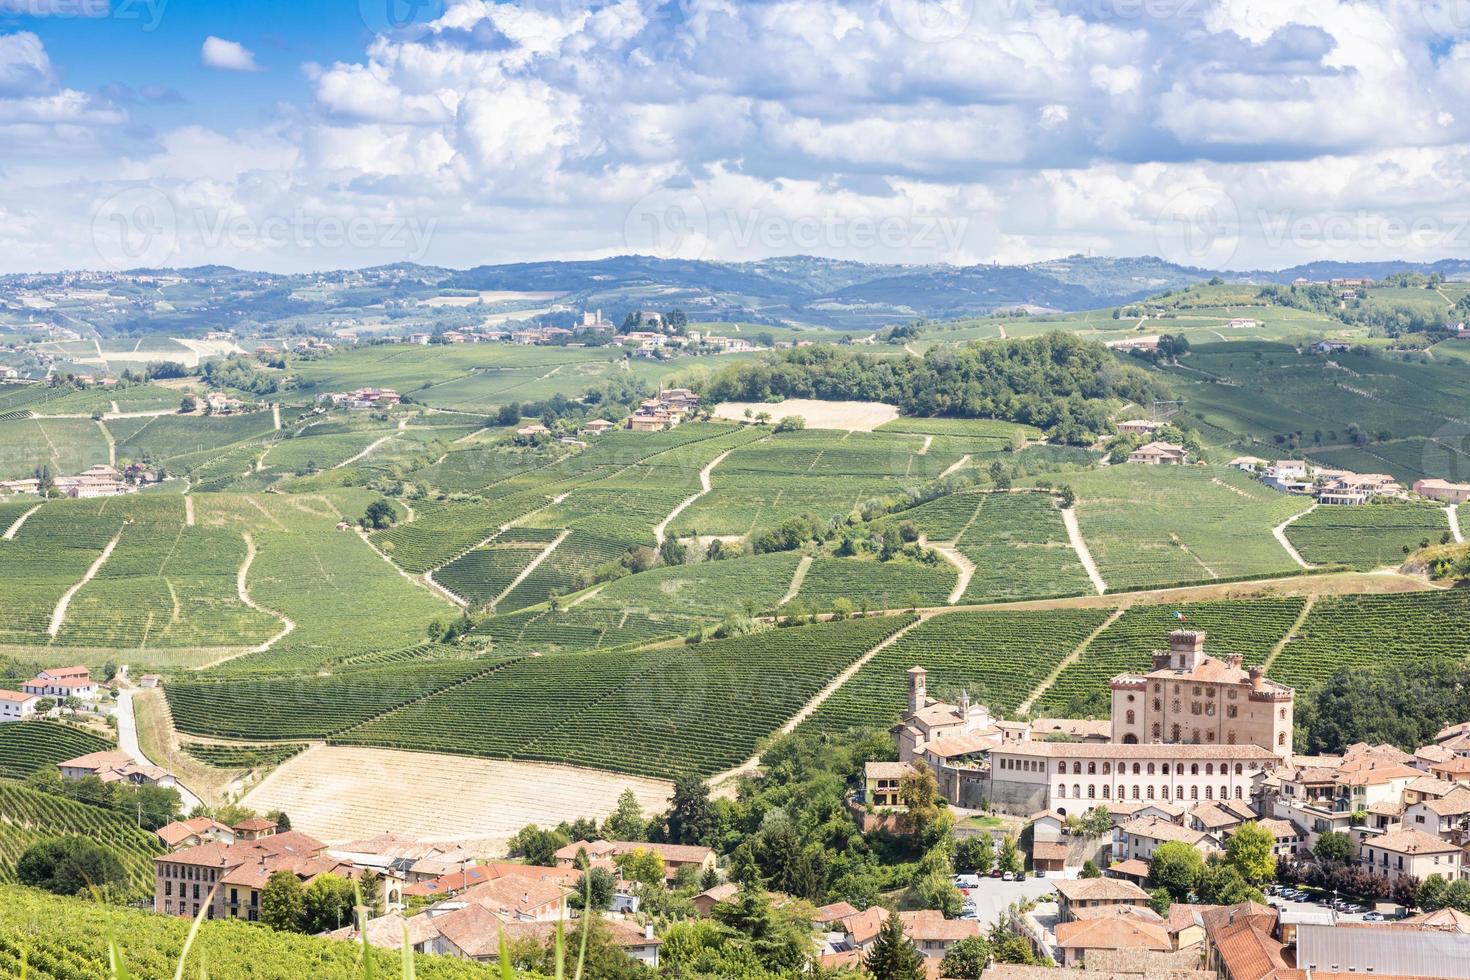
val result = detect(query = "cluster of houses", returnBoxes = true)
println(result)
[0,665,108,720]
[1115,420,1193,466]
[0,462,162,498]
[627,387,699,432]
[861,629,1470,974]
[1227,457,1411,505]
[319,387,401,410]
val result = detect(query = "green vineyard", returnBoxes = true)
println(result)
[1285,502,1452,569]
[0,722,113,781]
[181,741,307,769]
[799,608,1112,733]
[337,614,918,778]
[1033,598,1307,717]
[1270,590,1470,691]
[0,781,165,900]
[0,884,497,979]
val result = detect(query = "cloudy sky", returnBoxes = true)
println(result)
[5,0,1470,272]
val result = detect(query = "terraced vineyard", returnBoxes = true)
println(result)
[669,429,940,537]
[576,550,802,619]
[0,722,113,780]
[0,780,166,899]
[433,543,546,606]
[167,657,518,739]
[952,492,1093,602]
[0,883,497,979]
[1065,466,1312,590]
[54,524,279,651]
[0,503,124,644]
[182,741,306,768]
[800,608,1112,732]
[896,491,984,541]
[1284,502,1451,569]
[0,416,111,480]
[114,412,278,471]
[798,556,956,609]
[1033,598,1307,717]
[1269,590,1470,692]
[876,415,1039,459]
[474,606,689,655]
[337,614,917,778]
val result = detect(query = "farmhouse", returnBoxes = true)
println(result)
[0,689,39,721]
[153,830,355,920]
[897,908,981,959]
[1127,441,1188,465]
[1416,478,1470,504]
[58,749,175,788]
[581,419,616,434]
[552,840,716,881]
[156,817,236,850]
[22,666,100,700]
[1116,419,1162,436]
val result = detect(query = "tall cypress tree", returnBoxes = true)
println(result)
[865,912,924,980]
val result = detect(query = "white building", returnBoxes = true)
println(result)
[0,689,39,721]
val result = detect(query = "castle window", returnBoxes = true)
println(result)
[1193,686,1201,696]
[1088,785,1095,799]
[1160,786,1169,800]
[1152,698,1161,712]
[1205,786,1213,800]
[1170,724,1182,741]
[1152,724,1162,740]
[1207,731,1215,742]
[1172,700,1181,713]
[1278,732,1287,746]
[1235,764,1243,775]
[1160,763,1169,775]
[1073,762,1082,775]
[1228,689,1237,699]
[1132,763,1140,775]
[1235,787,1243,799]
[1205,763,1213,776]
[1280,708,1287,720]
[1221,785,1229,800]
[1228,732,1236,744]
[1191,729,1201,743]
[1132,785,1139,799]
[1058,762,1066,774]
[1126,710,1135,725]
[1227,705,1238,718]
[1191,702,1202,716]
[1205,703,1215,717]
[1057,784,1066,798]
[1146,786,1154,799]
[1103,762,1112,775]
[1102,785,1110,798]
[1123,734,1138,744]
[1190,764,1199,776]
[1073,784,1081,798]
[1190,786,1199,800]
[1147,763,1155,775]
[1088,762,1096,775]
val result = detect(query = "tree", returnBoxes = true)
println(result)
[1198,860,1264,906]
[362,500,396,530]
[604,788,648,841]
[662,774,714,846]
[260,870,306,932]
[898,760,941,836]
[939,935,990,979]
[1079,806,1113,839]
[1313,830,1355,864]
[32,697,56,715]
[713,882,812,973]
[658,536,687,568]
[33,463,54,497]
[179,395,197,414]
[114,784,182,831]
[1224,822,1277,886]
[507,824,570,867]
[988,460,1011,491]
[615,847,666,889]
[302,873,355,933]
[865,911,924,980]
[954,834,994,874]
[999,835,1020,875]
[17,836,129,898]
[1147,886,1172,916]
[1148,841,1204,902]
[1420,873,1451,911]
[1081,860,1101,878]
[571,866,616,911]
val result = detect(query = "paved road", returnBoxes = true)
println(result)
[116,688,202,812]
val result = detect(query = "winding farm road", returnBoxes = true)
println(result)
[115,688,202,812]
[2,503,41,540]
[931,543,975,604]
[653,449,733,546]
[1273,505,1318,570]
[1447,505,1463,544]
[48,529,122,636]
[238,532,296,652]
[1061,507,1107,595]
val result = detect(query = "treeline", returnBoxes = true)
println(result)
[1298,656,1470,755]
[698,332,1160,444]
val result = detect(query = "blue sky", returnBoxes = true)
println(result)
[6,0,1470,273]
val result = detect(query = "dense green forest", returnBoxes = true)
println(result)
[699,333,1160,443]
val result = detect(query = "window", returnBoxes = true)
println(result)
[1227,705,1238,718]
[1152,724,1162,740]
[1058,762,1067,774]
[165,881,172,897]
[1234,764,1243,775]
[1235,787,1243,799]
[1147,786,1155,799]
[1102,785,1110,798]
[1103,762,1111,775]
[1191,764,1199,776]
[1088,785,1095,799]
[1206,786,1213,800]
[1206,763,1214,776]
[1088,762,1096,775]
[1280,708,1287,720]
[1132,786,1140,799]
[1152,698,1161,712]
[1207,731,1216,742]
[1193,685,1201,696]
[1073,784,1081,798]
[1057,784,1066,798]
[1132,763,1141,775]
[1147,763,1156,775]
[1073,762,1082,775]
[1279,732,1287,746]
[1126,710,1135,725]
[1191,786,1199,800]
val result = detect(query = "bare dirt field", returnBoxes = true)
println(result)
[241,746,673,846]
[712,398,899,431]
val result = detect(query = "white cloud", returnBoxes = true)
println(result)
[201,36,262,73]
[0,31,55,96]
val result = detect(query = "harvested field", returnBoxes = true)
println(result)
[711,399,899,431]
[240,745,671,845]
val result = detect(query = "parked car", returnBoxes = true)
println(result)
[1002,871,1014,882]
[1363,911,1384,922]
[1033,868,1047,878]
[990,869,1003,878]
